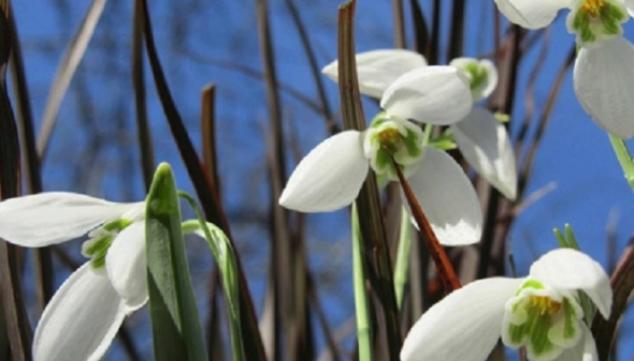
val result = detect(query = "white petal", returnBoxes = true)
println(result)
[381,66,473,125]
[321,49,427,98]
[0,192,139,247]
[479,59,498,100]
[529,248,612,319]
[406,148,483,246]
[279,131,369,212]
[627,0,634,17]
[33,262,127,361]
[401,277,522,361]
[556,324,598,361]
[494,0,570,29]
[106,222,148,310]
[452,108,517,199]
[574,37,634,139]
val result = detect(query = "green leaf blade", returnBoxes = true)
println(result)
[145,163,207,361]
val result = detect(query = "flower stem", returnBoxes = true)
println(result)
[393,206,413,310]
[422,123,433,146]
[393,161,461,292]
[351,204,373,361]
[608,133,634,192]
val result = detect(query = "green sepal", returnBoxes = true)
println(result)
[428,130,457,151]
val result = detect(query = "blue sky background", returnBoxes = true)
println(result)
[9,0,634,359]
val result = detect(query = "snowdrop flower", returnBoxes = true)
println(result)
[281,61,483,246]
[0,192,147,361]
[450,57,517,200]
[401,248,612,361]
[324,50,517,200]
[494,0,634,139]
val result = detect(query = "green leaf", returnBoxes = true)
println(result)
[180,190,245,361]
[145,163,207,361]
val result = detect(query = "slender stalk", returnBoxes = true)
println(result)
[391,0,406,48]
[608,134,634,192]
[284,0,338,134]
[393,162,461,291]
[393,207,413,309]
[447,0,465,60]
[352,204,373,361]
[0,4,32,359]
[132,0,154,190]
[338,3,402,358]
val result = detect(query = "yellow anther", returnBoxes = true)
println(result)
[528,296,562,315]
[581,0,605,17]
[377,128,402,147]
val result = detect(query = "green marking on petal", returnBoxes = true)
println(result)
[464,62,488,93]
[569,0,627,45]
[365,115,424,180]
[503,281,586,361]
[563,298,577,339]
[81,218,133,269]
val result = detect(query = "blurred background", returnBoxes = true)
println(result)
[6,0,634,359]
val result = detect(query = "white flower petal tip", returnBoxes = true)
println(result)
[453,108,517,200]
[0,192,135,247]
[530,248,613,319]
[381,66,473,125]
[279,131,369,212]
[449,58,498,101]
[321,49,426,98]
[106,222,148,310]
[406,148,483,246]
[494,0,570,29]
[33,263,127,361]
[574,37,634,139]
[627,0,634,17]
[401,277,522,361]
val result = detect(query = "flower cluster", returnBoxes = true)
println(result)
[401,248,612,361]
[495,0,634,138]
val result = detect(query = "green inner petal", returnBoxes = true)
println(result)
[81,218,133,269]
[464,62,488,93]
[570,0,627,44]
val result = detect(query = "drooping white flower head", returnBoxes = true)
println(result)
[448,57,518,200]
[0,192,147,361]
[401,248,612,361]
[449,57,498,102]
[281,56,482,246]
[494,0,634,139]
[324,50,518,200]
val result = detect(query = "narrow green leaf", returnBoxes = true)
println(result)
[352,204,372,361]
[145,163,207,361]
[180,191,245,361]
[608,134,634,192]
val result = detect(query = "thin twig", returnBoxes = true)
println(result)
[7,1,54,309]
[338,3,402,359]
[391,0,406,49]
[284,0,338,134]
[132,0,154,190]
[37,0,107,160]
